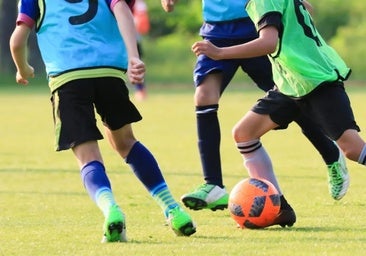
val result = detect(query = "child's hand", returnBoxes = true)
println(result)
[192,40,221,60]
[161,0,177,12]
[128,57,145,85]
[16,64,34,85]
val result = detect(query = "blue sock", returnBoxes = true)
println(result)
[126,142,178,216]
[81,161,116,216]
[196,104,223,187]
[126,142,166,191]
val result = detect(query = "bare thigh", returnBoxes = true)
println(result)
[232,110,278,142]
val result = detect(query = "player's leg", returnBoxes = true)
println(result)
[194,72,222,189]
[104,125,196,236]
[232,90,299,227]
[294,114,349,200]
[52,79,126,242]
[181,73,228,210]
[335,130,366,183]
[242,55,349,200]
[73,141,127,243]
[305,83,366,196]
[181,72,229,211]
[181,51,238,211]
[337,129,366,161]
[300,82,358,200]
[99,78,195,236]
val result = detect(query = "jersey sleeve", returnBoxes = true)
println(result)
[258,12,283,35]
[246,0,284,31]
[17,0,39,28]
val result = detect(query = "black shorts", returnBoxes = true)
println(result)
[51,77,142,151]
[252,82,360,140]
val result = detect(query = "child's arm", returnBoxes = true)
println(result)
[113,1,145,85]
[192,25,279,60]
[9,24,34,85]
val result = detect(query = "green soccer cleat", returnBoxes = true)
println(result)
[328,143,349,200]
[101,204,127,243]
[167,206,196,236]
[327,147,350,200]
[181,184,229,211]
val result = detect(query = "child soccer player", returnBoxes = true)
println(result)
[10,0,195,242]
[191,0,366,225]
[166,0,348,228]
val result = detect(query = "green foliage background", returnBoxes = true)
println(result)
[142,0,366,81]
[1,0,366,82]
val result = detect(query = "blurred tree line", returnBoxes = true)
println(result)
[1,0,365,79]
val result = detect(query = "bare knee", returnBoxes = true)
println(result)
[232,122,257,143]
[232,112,275,143]
[194,76,221,106]
[232,123,246,142]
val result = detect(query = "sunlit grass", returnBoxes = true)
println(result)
[1,83,366,255]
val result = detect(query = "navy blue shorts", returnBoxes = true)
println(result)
[193,38,275,93]
[51,77,142,151]
[252,82,360,140]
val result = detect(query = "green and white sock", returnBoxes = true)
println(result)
[151,183,179,217]
[96,187,117,217]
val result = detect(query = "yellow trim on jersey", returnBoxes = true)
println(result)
[48,68,127,92]
[36,0,45,30]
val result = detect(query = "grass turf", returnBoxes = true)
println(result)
[1,82,366,255]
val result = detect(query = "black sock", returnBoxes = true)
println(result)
[196,104,223,187]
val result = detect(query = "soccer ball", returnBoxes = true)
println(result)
[228,178,281,229]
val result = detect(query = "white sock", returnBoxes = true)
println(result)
[237,139,282,194]
[358,144,366,165]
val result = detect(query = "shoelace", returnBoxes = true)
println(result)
[329,163,344,186]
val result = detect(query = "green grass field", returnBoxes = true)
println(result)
[1,82,366,255]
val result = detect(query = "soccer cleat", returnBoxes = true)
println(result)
[101,205,127,243]
[269,196,296,228]
[181,184,229,211]
[167,206,196,236]
[327,146,349,200]
[271,208,296,228]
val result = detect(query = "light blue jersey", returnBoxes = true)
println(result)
[36,0,127,78]
[200,0,255,39]
[202,0,248,23]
